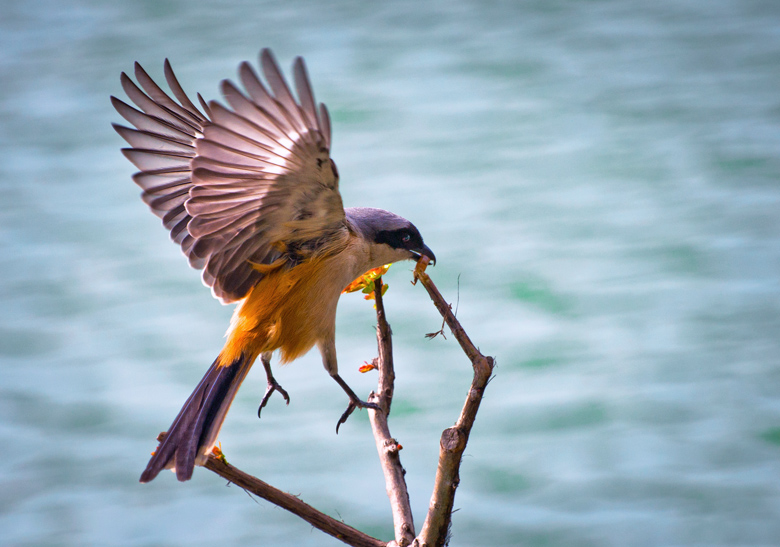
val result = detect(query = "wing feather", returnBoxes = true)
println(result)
[206,103,299,167]
[238,61,295,135]
[201,122,279,158]
[112,97,196,141]
[164,59,208,120]
[134,62,205,127]
[319,103,331,149]
[293,57,320,134]
[113,50,344,303]
[142,186,190,212]
[120,73,200,135]
[132,171,190,192]
[195,139,277,170]
[220,80,290,143]
[260,49,309,134]
[161,205,188,228]
[121,148,193,172]
[113,124,193,152]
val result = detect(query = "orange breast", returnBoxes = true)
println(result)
[216,255,340,368]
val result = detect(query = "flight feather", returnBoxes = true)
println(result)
[112,49,344,303]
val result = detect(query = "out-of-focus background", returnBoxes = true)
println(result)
[2,0,780,545]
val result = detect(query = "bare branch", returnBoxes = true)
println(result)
[204,454,385,547]
[368,277,416,546]
[196,260,493,547]
[413,259,495,547]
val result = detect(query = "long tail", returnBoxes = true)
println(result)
[140,353,253,483]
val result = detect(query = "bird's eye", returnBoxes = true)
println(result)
[401,233,411,243]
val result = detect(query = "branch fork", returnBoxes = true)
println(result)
[201,258,494,547]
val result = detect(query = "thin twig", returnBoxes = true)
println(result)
[368,277,416,547]
[412,259,495,547]
[425,273,461,340]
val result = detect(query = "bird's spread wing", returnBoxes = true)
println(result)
[112,49,344,303]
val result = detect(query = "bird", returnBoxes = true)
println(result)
[111,49,435,483]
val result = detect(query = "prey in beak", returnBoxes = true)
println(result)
[411,243,436,266]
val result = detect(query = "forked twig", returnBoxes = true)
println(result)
[200,258,493,547]
[413,258,495,546]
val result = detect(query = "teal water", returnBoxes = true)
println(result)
[2,1,780,545]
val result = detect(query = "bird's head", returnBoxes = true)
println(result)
[346,207,436,267]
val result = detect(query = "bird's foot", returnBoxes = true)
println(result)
[336,396,382,434]
[257,378,291,418]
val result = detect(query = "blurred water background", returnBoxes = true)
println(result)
[2,0,780,545]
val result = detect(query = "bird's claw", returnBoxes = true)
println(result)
[335,397,382,433]
[257,378,291,418]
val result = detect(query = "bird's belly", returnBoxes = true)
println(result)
[218,254,353,367]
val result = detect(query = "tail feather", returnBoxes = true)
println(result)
[140,354,253,483]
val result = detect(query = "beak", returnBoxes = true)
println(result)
[412,244,436,266]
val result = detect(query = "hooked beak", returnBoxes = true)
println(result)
[412,244,436,266]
